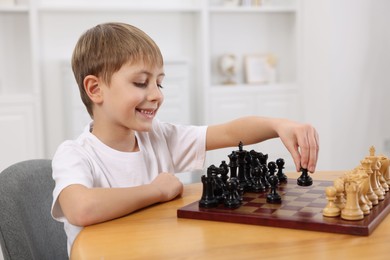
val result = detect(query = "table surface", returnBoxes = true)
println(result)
[71,171,390,259]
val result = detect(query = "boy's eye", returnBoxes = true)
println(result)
[134,82,148,88]
[157,84,164,89]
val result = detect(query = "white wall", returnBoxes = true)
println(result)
[38,1,390,172]
[302,0,390,170]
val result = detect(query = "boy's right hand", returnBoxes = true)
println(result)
[150,173,184,202]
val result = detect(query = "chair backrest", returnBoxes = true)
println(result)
[0,159,68,260]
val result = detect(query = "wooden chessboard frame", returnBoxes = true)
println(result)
[177,179,390,236]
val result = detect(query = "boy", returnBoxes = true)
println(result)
[51,22,319,256]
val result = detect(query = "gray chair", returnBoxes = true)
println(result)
[0,159,68,260]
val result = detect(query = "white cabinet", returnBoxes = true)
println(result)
[0,0,302,172]
[204,0,302,170]
[0,1,44,171]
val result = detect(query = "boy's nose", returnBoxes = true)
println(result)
[147,84,164,102]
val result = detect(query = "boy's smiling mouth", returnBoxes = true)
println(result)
[137,108,156,119]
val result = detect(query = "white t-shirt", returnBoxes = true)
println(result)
[51,120,208,255]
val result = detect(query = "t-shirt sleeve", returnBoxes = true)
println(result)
[51,141,94,222]
[159,121,208,173]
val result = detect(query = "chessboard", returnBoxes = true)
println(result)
[177,178,390,236]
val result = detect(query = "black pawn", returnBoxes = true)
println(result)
[297,167,313,186]
[224,180,241,209]
[260,164,270,189]
[199,175,218,208]
[251,166,266,192]
[276,158,288,183]
[266,175,282,204]
[267,161,277,177]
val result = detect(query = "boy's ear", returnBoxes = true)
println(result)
[84,75,103,104]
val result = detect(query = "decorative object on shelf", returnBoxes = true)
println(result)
[0,0,15,6]
[218,53,238,85]
[223,0,240,7]
[244,53,277,84]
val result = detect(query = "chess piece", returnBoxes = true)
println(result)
[251,165,266,192]
[297,168,313,186]
[199,175,219,208]
[244,151,254,190]
[219,160,229,185]
[377,156,389,192]
[366,155,385,201]
[341,180,364,221]
[267,161,277,177]
[323,186,341,217]
[333,177,346,210]
[267,161,278,189]
[361,158,378,206]
[208,165,224,203]
[266,174,281,204]
[236,142,249,192]
[228,151,238,179]
[356,169,371,215]
[260,164,270,189]
[379,155,390,186]
[224,180,241,209]
[276,158,287,183]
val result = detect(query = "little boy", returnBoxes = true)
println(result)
[51,22,319,256]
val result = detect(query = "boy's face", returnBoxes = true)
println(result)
[99,61,164,132]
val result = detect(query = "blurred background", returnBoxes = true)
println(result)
[1,0,389,174]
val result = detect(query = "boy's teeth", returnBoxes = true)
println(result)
[140,109,153,115]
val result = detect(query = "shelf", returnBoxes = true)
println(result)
[0,5,29,13]
[210,82,299,94]
[209,6,297,13]
[38,4,202,13]
[0,93,36,103]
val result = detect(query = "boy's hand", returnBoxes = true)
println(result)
[276,120,319,173]
[150,173,184,202]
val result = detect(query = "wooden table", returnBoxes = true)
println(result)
[71,171,390,259]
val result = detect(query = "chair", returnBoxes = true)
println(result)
[0,159,68,260]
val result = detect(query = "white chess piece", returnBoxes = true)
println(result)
[323,186,341,217]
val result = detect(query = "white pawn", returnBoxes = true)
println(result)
[323,186,341,217]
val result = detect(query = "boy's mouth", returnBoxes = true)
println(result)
[137,108,156,119]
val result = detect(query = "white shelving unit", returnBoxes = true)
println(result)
[203,0,302,169]
[0,0,302,172]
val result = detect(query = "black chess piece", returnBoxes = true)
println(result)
[237,143,249,192]
[199,174,219,208]
[244,151,254,190]
[266,174,282,204]
[258,152,268,166]
[297,167,313,186]
[260,164,270,189]
[267,161,277,177]
[223,180,241,209]
[251,165,266,192]
[228,151,238,179]
[208,165,224,203]
[276,158,288,183]
[219,160,229,185]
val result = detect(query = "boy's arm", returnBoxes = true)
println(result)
[58,172,183,227]
[205,116,319,173]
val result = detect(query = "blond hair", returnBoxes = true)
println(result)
[71,22,164,117]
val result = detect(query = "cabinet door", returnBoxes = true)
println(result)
[0,101,40,171]
[157,60,192,125]
[206,92,301,171]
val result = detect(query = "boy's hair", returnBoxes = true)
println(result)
[71,22,164,117]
